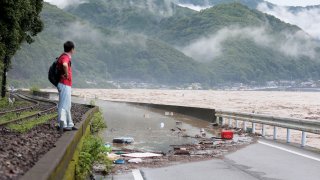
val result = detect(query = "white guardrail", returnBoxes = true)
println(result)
[215,110,320,147]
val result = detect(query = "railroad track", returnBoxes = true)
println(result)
[0,94,39,115]
[0,93,58,127]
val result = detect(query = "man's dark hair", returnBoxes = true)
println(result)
[64,41,75,52]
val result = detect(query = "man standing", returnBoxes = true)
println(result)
[57,41,77,131]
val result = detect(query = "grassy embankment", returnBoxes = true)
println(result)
[64,110,112,180]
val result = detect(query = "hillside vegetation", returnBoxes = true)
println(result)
[8,0,320,88]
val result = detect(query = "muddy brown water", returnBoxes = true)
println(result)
[51,94,220,153]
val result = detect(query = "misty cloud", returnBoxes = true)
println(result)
[278,30,318,58]
[45,0,87,9]
[181,26,318,62]
[107,31,148,48]
[257,2,320,39]
[145,0,175,16]
[62,21,147,49]
[177,3,211,11]
[181,26,271,62]
[62,22,105,45]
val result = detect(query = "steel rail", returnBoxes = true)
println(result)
[0,94,39,115]
[0,93,57,127]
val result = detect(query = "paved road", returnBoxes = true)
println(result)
[105,139,320,180]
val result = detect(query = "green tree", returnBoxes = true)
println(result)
[0,0,43,97]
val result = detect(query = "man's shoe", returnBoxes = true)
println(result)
[71,127,78,131]
[63,127,72,131]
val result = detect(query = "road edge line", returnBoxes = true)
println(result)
[258,140,320,162]
[132,169,144,180]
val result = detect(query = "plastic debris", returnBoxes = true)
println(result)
[221,130,234,140]
[246,127,253,133]
[115,151,126,155]
[113,137,134,144]
[174,150,190,155]
[104,143,111,148]
[210,123,219,127]
[200,128,206,137]
[160,122,164,128]
[114,159,125,164]
[165,112,174,116]
[128,158,143,164]
[122,152,162,158]
[107,153,120,161]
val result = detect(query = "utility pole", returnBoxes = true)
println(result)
[1,56,9,98]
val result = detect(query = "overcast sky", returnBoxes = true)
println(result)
[265,0,320,6]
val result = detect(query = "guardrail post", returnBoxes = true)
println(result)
[243,121,247,132]
[252,123,256,134]
[221,117,225,126]
[215,116,219,124]
[273,127,277,140]
[262,124,265,137]
[228,118,232,128]
[301,131,307,147]
[286,129,291,143]
[236,119,239,129]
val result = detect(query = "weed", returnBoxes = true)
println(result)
[30,86,41,93]
[7,113,57,133]
[76,135,112,179]
[0,97,9,109]
[0,111,39,124]
[76,111,111,179]
[91,111,106,133]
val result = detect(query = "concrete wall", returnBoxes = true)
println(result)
[127,102,216,123]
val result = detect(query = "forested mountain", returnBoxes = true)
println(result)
[8,0,320,88]
[178,0,265,9]
[10,2,209,88]
[177,0,320,9]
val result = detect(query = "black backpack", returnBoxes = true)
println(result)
[48,56,61,87]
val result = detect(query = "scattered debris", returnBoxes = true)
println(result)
[128,158,143,164]
[200,128,206,137]
[114,159,125,164]
[93,163,106,173]
[109,130,257,176]
[104,143,112,148]
[122,152,163,158]
[221,130,234,140]
[160,122,164,128]
[113,137,134,144]
[246,128,253,133]
[107,153,120,161]
[165,112,174,116]
[210,123,219,127]
[174,150,190,155]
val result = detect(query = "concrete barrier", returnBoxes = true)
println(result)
[21,106,98,180]
[127,102,216,122]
